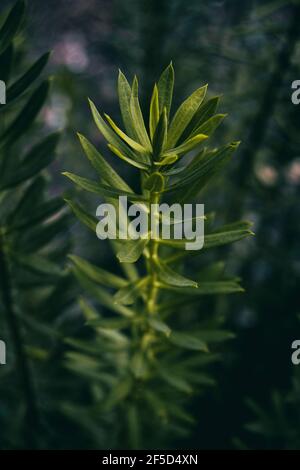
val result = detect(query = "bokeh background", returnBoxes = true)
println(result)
[1,0,300,449]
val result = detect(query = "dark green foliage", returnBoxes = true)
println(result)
[0,1,77,449]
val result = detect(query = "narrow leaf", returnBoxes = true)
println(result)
[116,238,149,263]
[69,255,127,289]
[63,172,147,201]
[169,332,208,352]
[130,77,152,150]
[167,84,207,148]
[157,62,174,119]
[149,84,160,141]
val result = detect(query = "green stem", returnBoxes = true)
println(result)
[146,191,160,316]
[0,231,39,448]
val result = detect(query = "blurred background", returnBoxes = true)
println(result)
[1,0,300,449]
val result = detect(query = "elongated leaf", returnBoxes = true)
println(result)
[193,329,235,343]
[157,280,244,295]
[12,253,63,278]
[164,133,208,157]
[203,228,254,249]
[86,317,130,330]
[0,80,49,149]
[168,332,208,352]
[73,267,135,317]
[118,70,138,139]
[148,317,171,337]
[0,1,25,54]
[108,144,150,170]
[116,238,149,263]
[177,148,232,202]
[9,195,64,232]
[6,52,50,103]
[154,154,178,167]
[77,133,134,193]
[63,172,147,201]
[167,84,207,148]
[158,227,252,251]
[212,220,253,233]
[155,260,198,288]
[149,84,160,140]
[65,199,97,232]
[114,277,148,305]
[19,213,71,253]
[0,133,60,190]
[179,96,220,144]
[164,142,240,194]
[190,114,226,139]
[69,255,127,289]
[157,62,174,119]
[159,368,193,394]
[130,77,152,150]
[88,99,144,163]
[152,107,167,159]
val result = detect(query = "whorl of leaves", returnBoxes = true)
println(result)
[64,59,253,448]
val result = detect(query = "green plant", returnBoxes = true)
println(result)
[0,1,77,449]
[64,63,253,448]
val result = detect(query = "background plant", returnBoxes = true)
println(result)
[0,1,83,449]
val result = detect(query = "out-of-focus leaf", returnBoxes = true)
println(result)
[12,253,63,278]
[148,317,171,337]
[116,238,149,263]
[0,133,59,190]
[114,277,148,305]
[155,260,198,288]
[73,267,135,318]
[0,1,25,54]
[167,84,207,148]
[69,255,127,289]
[6,52,50,103]
[65,199,97,232]
[168,332,208,352]
[0,80,49,149]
